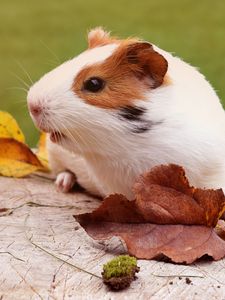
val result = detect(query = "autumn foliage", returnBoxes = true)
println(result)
[0,111,49,177]
[75,165,225,264]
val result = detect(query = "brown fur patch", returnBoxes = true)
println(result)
[73,40,168,109]
[87,27,138,49]
[88,27,118,49]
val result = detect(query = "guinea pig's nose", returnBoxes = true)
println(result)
[29,103,42,117]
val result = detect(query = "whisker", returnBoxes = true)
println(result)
[50,117,81,151]
[14,60,34,85]
[42,61,61,68]
[39,39,61,65]
[40,106,106,165]
[9,71,30,89]
[53,114,83,145]
[60,114,99,164]
[13,99,27,104]
[53,116,80,146]
[60,111,102,143]
[7,87,28,93]
[61,108,128,154]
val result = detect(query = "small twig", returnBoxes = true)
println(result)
[0,251,25,262]
[25,201,76,209]
[1,201,81,216]
[31,173,54,181]
[151,273,204,278]
[27,236,102,279]
[0,208,14,216]
[0,203,30,216]
[24,215,101,280]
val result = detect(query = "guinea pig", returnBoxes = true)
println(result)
[27,27,225,199]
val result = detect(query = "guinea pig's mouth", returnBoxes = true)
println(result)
[49,131,66,143]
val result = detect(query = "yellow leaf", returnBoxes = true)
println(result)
[0,138,46,178]
[36,132,50,169]
[0,158,40,177]
[0,111,25,142]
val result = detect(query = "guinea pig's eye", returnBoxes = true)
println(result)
[83,77,105,93]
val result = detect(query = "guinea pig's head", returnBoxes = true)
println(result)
[27,28,168,156]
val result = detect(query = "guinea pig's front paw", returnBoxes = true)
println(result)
[55,171,76,193]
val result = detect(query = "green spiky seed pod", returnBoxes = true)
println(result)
[102,255,140,290]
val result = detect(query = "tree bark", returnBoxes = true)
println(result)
[0,176,224,299]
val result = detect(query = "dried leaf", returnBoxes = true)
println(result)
[76,219,225,264]
[0,111,25,142]
[0,138,45,177]
[134,164,225,227]
[36,132,49,169]
[75,164,225,264]
[215,220,225,240]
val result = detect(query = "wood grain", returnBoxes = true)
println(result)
[0,175,225,300]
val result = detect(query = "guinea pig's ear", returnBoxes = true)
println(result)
[126,42,168,88]
[87,27,112,49]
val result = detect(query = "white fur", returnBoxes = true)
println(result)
[55,171,76,193]
[27,43,225,199]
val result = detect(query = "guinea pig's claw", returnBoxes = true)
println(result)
[55,171,76,193]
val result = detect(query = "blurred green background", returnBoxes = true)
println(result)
[0,0,225,145]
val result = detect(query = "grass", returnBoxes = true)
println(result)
[0,0,225,145]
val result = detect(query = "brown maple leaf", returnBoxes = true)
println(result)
[74,164,225,264]
[134,164,225,227]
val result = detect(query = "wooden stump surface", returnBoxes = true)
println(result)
[0,175,225,300]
